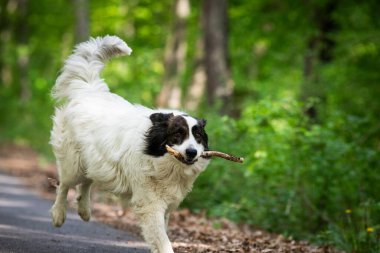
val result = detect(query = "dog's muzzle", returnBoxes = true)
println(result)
[175,149,198,165]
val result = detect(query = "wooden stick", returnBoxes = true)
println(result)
[166,145,184,160]
[165,145,244,163]
[201,151,244,163]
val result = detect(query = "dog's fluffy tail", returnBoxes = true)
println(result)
[52,35,132,101]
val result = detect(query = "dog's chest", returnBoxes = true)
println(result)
[147,174,195,206]
[146,157,208,203]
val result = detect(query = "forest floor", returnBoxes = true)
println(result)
[0,144,344,253]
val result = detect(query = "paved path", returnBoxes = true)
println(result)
[0,172,149,253]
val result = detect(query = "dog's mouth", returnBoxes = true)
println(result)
[166,145,198,165]
[176,155,198,165]
[184,158,198,165]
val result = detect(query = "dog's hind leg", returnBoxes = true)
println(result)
[76,178,93,221]
[50,143,83,227]
[51,183,69,227]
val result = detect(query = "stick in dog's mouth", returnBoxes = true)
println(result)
[165,145,196,165]
[165,145,244,164]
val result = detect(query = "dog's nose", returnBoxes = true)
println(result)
[185,148,197,159]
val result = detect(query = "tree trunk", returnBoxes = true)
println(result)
[73,0,90,43]
[301,1,338,120]
[0,0,11,87]
[156,0,190,108]
[15,0,30,102]
[202,0,233,110]
[184,37,206,111]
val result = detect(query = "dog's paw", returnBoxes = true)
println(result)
[51,205,66,227]
[77,205,91,222]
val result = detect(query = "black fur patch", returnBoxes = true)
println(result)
[144,113,174,157]
[167,116,189,146]
[193,119,209,151]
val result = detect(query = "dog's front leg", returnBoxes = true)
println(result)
[164,209,172,232]
[135,204,173,253]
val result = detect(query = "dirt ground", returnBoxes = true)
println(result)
[0,144,343,253]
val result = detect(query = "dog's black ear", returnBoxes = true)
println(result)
[145,113,173,157]
[199,119,207,128]
[150,113,174,125]
[197,118,209,151]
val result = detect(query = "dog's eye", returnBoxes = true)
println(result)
[192,127,201,138]
[174,133,182,139]
[170,132,183,144]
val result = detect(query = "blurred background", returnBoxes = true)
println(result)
[0,0,379,252]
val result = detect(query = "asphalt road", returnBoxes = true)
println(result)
[0,172,149,253]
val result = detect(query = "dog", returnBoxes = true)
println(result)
[50,35,210,253]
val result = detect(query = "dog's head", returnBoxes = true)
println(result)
[145,112,209,165]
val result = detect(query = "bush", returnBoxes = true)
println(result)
[184,98,380,252]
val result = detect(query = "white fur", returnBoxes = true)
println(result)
[50,36,209,253]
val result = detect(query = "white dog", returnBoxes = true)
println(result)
[50,35,210,253]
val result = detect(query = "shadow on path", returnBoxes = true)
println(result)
[0,172,149,253]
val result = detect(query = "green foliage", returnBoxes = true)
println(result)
[1,0,380,252]
[186,100,380,252]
